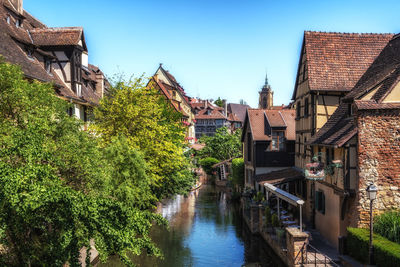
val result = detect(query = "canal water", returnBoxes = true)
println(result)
[100,184,284,267]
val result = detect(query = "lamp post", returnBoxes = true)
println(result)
[366,183,378,265]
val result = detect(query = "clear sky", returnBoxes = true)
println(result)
[24,0,400,107]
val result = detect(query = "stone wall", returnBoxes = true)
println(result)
[352,108,400,227]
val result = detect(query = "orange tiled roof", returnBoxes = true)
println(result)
[30,27,84,47]
[246,109,295,141]
[304,31,393,92]
[309,34,400,147]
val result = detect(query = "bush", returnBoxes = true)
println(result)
[374,210,400,243]
[271,214,280,228]
[347,227,400,267]
[265,206,272,224]
[199,157,219,175]
[231,158,244,187]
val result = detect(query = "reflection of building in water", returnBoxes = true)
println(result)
[218,191,228,216]
[159,190,198,235]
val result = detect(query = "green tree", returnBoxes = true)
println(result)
[231,158,244,187]
[198,127,242,161]
[0,60,164,266]
[93,77,195,200]
[214,97,224,108]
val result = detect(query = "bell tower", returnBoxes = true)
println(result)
[258,72,273,109]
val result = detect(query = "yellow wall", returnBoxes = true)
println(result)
[383,82,400,103]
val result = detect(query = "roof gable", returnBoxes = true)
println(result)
[30,27,87,50]
[293,31,393,99]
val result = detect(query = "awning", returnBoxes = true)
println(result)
[263,183,304,206]
[255,167,304,186]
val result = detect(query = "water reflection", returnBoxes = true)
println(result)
[100,185,284,267]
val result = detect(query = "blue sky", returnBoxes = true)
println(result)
[25,0,400,107]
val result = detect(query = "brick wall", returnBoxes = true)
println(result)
[352,109,400,227]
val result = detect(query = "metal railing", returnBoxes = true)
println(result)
[295,242,340,267]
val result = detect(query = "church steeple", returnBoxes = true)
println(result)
[259,72,274,109]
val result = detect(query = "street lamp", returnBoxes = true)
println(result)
[366,183,378,265]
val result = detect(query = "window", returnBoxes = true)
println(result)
[247,133,252,162]
[16,19,22,27]
[296,101,301,119]
[304,98,309,117]
[262,97,267,109]
[271,131,285,151]
[315,191,325,214]
[172,91,176,98]
[45,59,51,73]
[6,15,10,24]
[26,47,34,59]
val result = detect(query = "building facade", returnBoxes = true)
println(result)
[292,31,394,248]
[308,34,400,247]
[191,99,230,139]
[242,108,296,189]
[0,0,108,123]
[149,64,196,143]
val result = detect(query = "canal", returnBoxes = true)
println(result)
[100,184,284,267]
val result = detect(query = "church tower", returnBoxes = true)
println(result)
[258,72,273,109]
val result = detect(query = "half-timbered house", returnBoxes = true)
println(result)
[0,0,108,124]
[149,64,196,143]
[308,34,400,247]
[292,31,393,248]
[242,108,296,189]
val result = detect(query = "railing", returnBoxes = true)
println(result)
[295,242,340,267]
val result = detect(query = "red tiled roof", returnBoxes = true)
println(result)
[304,31,393,92]
[195,108,227,120]
[280,110,296,140]
[30,27,83,47]
[308,104,357,147]
[152,78,190,117]
[309,34,400,147]
[265,110,286,127]
[0,2,108,106]
[246,109,296,142]
[247,109,268,141]
[228,112,241,122]
[354,100,400,110]
[255,168,304,185]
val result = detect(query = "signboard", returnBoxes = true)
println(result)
[304,154,325,180]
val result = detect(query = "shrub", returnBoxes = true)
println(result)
[253,191,264,202]
[374,210,400,243]
[265,206,272,224]
[231,158,244,187]
[271,214,280,228]
[347,227,400,267]
[199,157,219,175]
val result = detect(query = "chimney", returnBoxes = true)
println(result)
[223,99,227,116]
[10,0,23,14]
[95,73,104,98]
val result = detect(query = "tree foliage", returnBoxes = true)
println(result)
[198,127,242,161]
[198,157,219,175]
[0,60,165,266]
[92,77,195,200]
[214,97,224,108]
[231,158,244,187]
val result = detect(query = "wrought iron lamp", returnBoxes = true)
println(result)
[366,183,377,265]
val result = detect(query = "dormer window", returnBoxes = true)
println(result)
[26,47,34,59]
[45,59,52,73]
[16,19,22,28]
